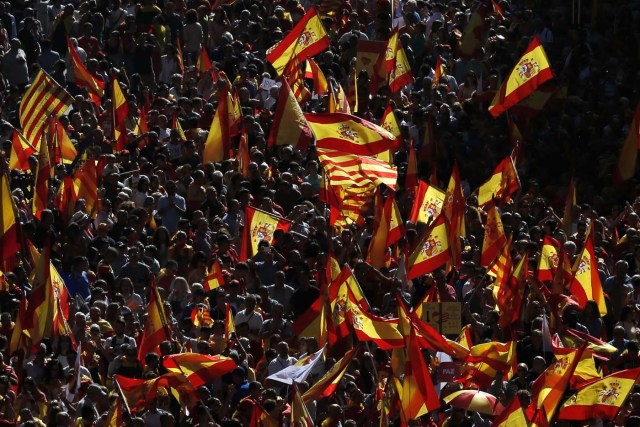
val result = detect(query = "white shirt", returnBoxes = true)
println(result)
[267,355,298,376]
[234,309,263,333]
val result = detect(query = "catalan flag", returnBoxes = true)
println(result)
[384,29,413,93]
[410,181,446,224]
[237,125,250,176]
[266,7,330,76]
[302,346,360,403]
[481,202,507,266]
[19,70,73,146]
[457,4,488,59]
[203,87,233,164]
[318,148,398,189]
[163,354,236,389]
[569,219,607,315]
[9,129,36,171]
[614,104,640,184]
[284,56,311,103]
[138,278,170,362]
[175,37,185,76]
[267,78,313,152]
[405,141,418,191]
[204,257,224,291]
[306,113,398,157]
[239,206,291,261]
[489,37,554,118]
[112,77,129,151]
[73,159,98,217]
[367,191,389,269]
[327,80,351,114]
[190,305,212,328]
[32,131,51,220]
[476,155,520,206]
[66,36,105,106]
[407,214,451,279]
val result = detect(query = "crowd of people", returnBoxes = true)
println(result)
[0,0,637,425]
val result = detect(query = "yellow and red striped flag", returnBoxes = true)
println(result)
[328,81,351,114]
[267,78,313,152]
[384,29,413,93]
[22,244,56,353]
[348,300,404,349]
[249,404,279,427]
[481,202,507,266]
[497,251,528,328]
[538,235,560,282]
[138,278,170,362]
[134,107,149,148]
[112,77,129,151]
[224,303,235,339]
[614,104,640,184]
[457,4,488,59]
[569,219,607,315]
[432,56,445,89]
[559,367,640,420]
[493,396,528,427]
[367,190,388,269]
[163,353,236,389]
[9,129,37,171]
[407,214,451,279]
[190,305,213,328]
[476,155,520,206]
[291,383,314,427]
[239,206,291,261]
[115,373,197,413]
[204,258,224,292]
[0,165,20,271]
[266,7,330,76]
[203,87,233,164]
[405,140,418,192]
[461,340,516,388]
[49,117,77,165]
[19,70,72,146]
[376,103,401,164]
[196,45,213,78]
[291,293,328,347]
[307,112,398,157]
[175,37,185,76]
[409,180,446,224]
[284,56,311,103]
[32,132,51,220]
[66,36,104,106]
[73,159,98,216]
[318,148,398,189]
[489,37,554,118]
[304,57,328,95]
[302,346,360,403]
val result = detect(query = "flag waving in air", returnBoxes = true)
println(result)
[407,214,451,279]
[489,37,553,117]
[239,206,291,261]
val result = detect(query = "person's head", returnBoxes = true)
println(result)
[276,341,289,358]
[244,294,256,312]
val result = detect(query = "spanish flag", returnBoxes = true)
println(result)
[112,77,129,151]
[203,87,232,164]
[163,354,236,389]
[32,132,51,220]
[496,251,528,328]
[266,7,330,76]
[489,37,554,118]
[432,56,445,89]
[237,125,250,176]
[384,29,413,93]
[291,293,328,347]
[291,383,314,427]
[49,117,77,165]
[481,202,507,267]
[306,112,398,157]
[347,301,404,349]
[249,404,279,427]
[376,104,401,164]
[569,219,607,315]
[204,257,224,292]
[304,57,328,95]
[66,36,105,106]
[19,70,73,146]
[225,303,235,339]
[527,346,585,427]
[138,278,170,362]
[302,346,359,403]
[614,104,640,184]
[22,243,56,354]
[115,373,197,413]
[457,4,488,59]
[267,78,313,152]
[407,214,451,279]
[196,45,213,78]
[239,206,291,261]
[493,397,528,427]
[537,235,560,282]
[559,367,640,420]
[476,155,520,206]
[9,129,36,171]
[409,181,446,224]
[462,340,516,388]
[327,265,369,340]
[356,40,387,95]
[443,162,465,269]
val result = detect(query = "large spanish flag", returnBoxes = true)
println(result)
[569,219,607,315]
[163,354,236,389]
[407,214,450,279]
[239,206,291,261]
[66,36,104,106]
[266,7,330,76]
[19,70,73,146]
[476,155,520,206]
[559,367,640,420]
[410,180,446,224]
[328,264,369,339]
[384,29,413,93]
[138,278,170,362]
[267,78,313,152]
[614,104,640,184]
[306,112,398,156]
[489,37,553,118]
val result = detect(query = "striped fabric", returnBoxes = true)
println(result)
[284,57,311,103]
[19,70,73,146]
[318,148,397,188]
